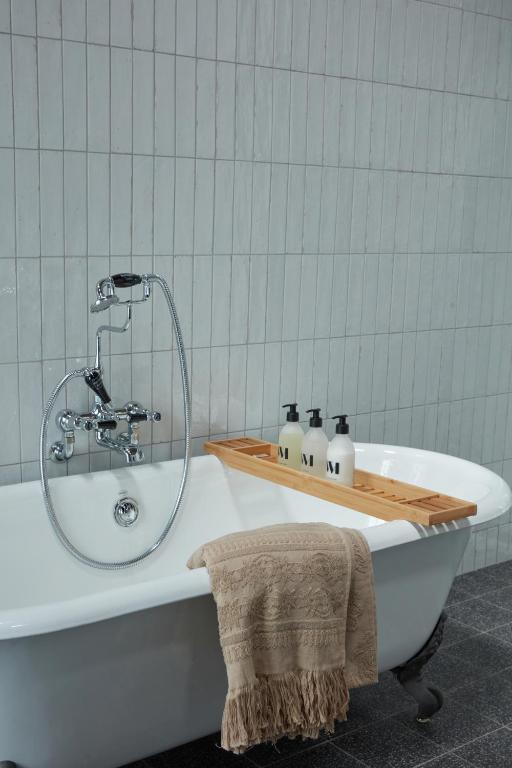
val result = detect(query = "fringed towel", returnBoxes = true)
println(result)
[187,522,378,753]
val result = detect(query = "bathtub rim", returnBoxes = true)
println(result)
[0,444,510,640]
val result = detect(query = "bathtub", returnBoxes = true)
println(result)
[0,444,510,768]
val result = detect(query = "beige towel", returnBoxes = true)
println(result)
[187,522,378,753]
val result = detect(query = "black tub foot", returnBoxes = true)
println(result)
[0,762,17,767]
[391,610,447,723]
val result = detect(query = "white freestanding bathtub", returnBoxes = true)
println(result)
[0,444,510,768]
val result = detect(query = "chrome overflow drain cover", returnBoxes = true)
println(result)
[114,497,139,527]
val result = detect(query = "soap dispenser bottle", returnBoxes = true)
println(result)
[301,408,329,477]
[326,415,355,486]
[278,403,304,470]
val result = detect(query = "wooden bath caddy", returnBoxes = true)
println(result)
[203,437,477,526]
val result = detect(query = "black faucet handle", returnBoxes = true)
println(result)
[84,369,111,405]
[111,273,142,288]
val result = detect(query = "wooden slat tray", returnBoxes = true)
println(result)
[204,437,477,526]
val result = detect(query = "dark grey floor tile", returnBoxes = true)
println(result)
[245,735,327,767]
[482,584,512,611]
[454,726,512,767]
[455,568,509,596]
[447,597,512,631]
[334,717,443,768]
[145,734,253,768]
[487,622,512,645]
[442,633,512,677]
[483,560,512,584]
[410,756,471,768]
[251,742,367,768]
[443,617,480,648]
[422,649,476,692]
[452,668,512,725]
[447,578,474,606]
[394,697,499,751]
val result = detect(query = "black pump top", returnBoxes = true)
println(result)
[282,403,299,422]
[332,414,349,434]
[306,408,323,427]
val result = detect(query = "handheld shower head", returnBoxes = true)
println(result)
[90,294,119,312]
[90,277,119,313]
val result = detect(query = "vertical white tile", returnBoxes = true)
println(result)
[274,0,292,68]
[132,155,154,256]
[194,159,214,254]
[64,257,87,357]
[40,150,63,256]
[339,79,356,167]
[197,0,216,58]
[251,163,271,254]
[445,8,462,92]
[266,254,285,342]
[154,156,175,256]
[217,0,237,61]
[402,1,421,86]
[63,151,86,257]
[216,61,235,159]
[41,257,64,359]
[15,149,40,258]
[87,44,110,152]
[291,0,310,71]
[228,345,247,432]
[213,160,234,254]
[172,255,193,347]
[210,345,229,433]
[173,157,194,255]
[373,0,391,81]
[196,59,215,158]
[236,0,256,64]
[306,74,324,165]
[133,0,155,50]
[176,0,196,56]
[431,5,449,91]
[285,164,305,254]
[272,69,290,164]
[63,42,86,150]
[388,0,406,83]
[233,161,253,254]
[308,0,327,73]
[191,347,211,438]
[192,253,212,347]
[342,0,360,77]
[253,66,273,161]
[11,0,36,35]
[0,149,15,259]
[110,153,131,256]
[268,164,288,253]
[62,0,86,41]
[289,71,308,164]
[245,344,265,430]
[235,64,255,160]
[155,0,175,53]
[255,0,274,66]
[0,33,12,146]
[417,1,435,89]
[12,36,38,148]
[19,361,42,462]
[357,0,376,81]
[38,38,63,149]
[0,0,8,31]
[0,260,17,363]
[87,153,109,255]
[211,254,231,346]
[110,47,132,153]
[110,0,132,47]
[229,254,249,344]
[17,258,41,362]
[86,0,109,44]
[319,167,338,253]
[302,165,322,253]
[133,50,154,155]
[299,254,318,339]
[354,80,372,168]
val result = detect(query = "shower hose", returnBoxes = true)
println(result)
[39,274,191,570]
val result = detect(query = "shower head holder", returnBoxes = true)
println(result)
[90,273,151,313]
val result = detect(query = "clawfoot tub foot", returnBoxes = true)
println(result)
[391,610,447,723]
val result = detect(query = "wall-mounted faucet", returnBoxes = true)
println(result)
[50,273,160,465]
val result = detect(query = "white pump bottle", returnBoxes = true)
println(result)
[278,403,304,470]
[301,408,329,477]
[326,414,355,486]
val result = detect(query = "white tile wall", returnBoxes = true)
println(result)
[1,0,512,571]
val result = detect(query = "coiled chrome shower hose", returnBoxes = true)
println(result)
[39,274,191,570]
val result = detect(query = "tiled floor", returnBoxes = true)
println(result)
[125,561,512,768]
